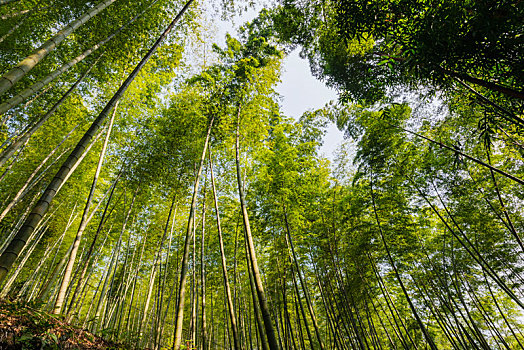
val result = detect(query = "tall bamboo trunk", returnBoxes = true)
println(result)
[0,10,28,44]
[209,155,242,350]
[200,186,208,350]
[65,171,121,317]
[190,214,198,348]
[35,205,79,302]
[310,260,343,350]
[461,274,507,349]
[282,206,324,350]
[234,106,279,350]
[26,129,103,300]
[0,127,74,223]
[368,252,419,349]
[122,225,147,334]
[69,229,111,322]
[370,180,437,350]
[0,0,195,283]
[0,192,40,255]
[0,0,20,6]
[0,0,117,96]
[52,101,118,314]
[245,234,269,350]
[172,114,214,350]
[0,4,51,20]
[411,176,524,309]
[399,125,524,186]
[356,262,407,349]
[0,0,160,115]
[289,257,314,349]
[155,196,180,345]
[94,186,136,333]
[453,78,524,127]
[0,223,47,297]
[18,226,66,301]
[101,187,137,331]
[0,57,99,168]
[108,236,137,340]
[485,153,524,251]
[0,142,27,182]
[89,240,118,330]
[292,282,307,350]
[440,67,524,101]
[79,232,111,326]
[151,193,178,349]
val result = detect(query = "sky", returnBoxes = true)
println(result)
[275,50,344,160]
[207,4,345,161]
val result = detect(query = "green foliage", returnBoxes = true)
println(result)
[0,2,523,349]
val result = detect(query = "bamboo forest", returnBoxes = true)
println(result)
[0,0,523,349]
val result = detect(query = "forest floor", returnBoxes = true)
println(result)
[0,299,122,349]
